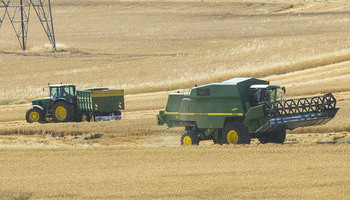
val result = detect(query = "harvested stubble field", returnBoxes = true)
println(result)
[0,0,350,199]
[0,145,350,199]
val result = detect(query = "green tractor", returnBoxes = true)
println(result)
[157,78,339,145]
[26,84,124,123]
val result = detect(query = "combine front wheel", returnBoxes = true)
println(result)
[180,130,199,146]
[222,122,251,145]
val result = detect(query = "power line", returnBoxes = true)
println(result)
[0,0,56,51]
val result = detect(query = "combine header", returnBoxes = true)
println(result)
[157,78,339,145]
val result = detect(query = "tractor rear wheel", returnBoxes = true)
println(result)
[258,129,286,144]
[180,130,199,146]
[26,107,44,123]
[222,122,251,145]
[81,113,90,122]
[52,101,74,123]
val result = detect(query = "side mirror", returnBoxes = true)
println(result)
[282,86,286,94]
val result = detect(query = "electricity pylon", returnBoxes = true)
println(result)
[0,0,56,51]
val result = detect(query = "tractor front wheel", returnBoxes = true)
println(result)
[222,122,251,145]
[52,101,74,123]
[180,130,199,146]
[26,107,44,123]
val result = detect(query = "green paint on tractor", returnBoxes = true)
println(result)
[26,84,124,123]
[157,78,339,145]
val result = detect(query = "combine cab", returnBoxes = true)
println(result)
[157,78,339,145]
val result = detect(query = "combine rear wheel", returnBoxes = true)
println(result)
[26,107,44,123]
[52,101,74,123]
[180,130,199,146]
[222,122,251,145]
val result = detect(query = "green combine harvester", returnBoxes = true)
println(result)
[157,78,339,145]
[26,84,124,123]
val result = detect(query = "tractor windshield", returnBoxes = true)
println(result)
[50,85,75,100]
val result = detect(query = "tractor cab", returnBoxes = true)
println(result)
[49,84,76,104]
[248,85,282,107]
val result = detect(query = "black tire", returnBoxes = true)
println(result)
[258,129,286,144]
[52,101,74,123]
[81,112,90,122]
[271,129,286,144]
[25,107,44,123]
[180,130,199,146]
[258,134,270,144]
[222,122,251,145]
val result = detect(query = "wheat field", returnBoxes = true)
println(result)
[0,0,350,199]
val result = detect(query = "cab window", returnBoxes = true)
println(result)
[50,87,58,99]
[197,88,210,96]
[63,86,74,95]
[249,88,277,106]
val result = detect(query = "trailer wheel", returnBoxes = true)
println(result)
[222,122,251,145]
[52,101,74,123]
[180,130,199,146]
[81,113,90,122]
[26,107,44,123]
[258,129,286,144]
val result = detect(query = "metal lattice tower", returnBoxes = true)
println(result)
[0,0,55,51]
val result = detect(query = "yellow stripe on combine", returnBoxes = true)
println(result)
[91,90,124,98]
[208,113,244,116]
[164,112,180,115]
[164,112,243,116]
